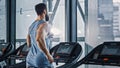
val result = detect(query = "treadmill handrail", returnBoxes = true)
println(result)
[69,44,104,68]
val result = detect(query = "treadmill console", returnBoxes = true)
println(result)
[50,42,82,64]
[101,43,120,56]
[98,42,120,62]
[86,42,120,66]
[56,43,76,56]
[69,42,120,68]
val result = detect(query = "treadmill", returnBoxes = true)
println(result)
[69,42,120,68]
[5,42,82,68]
[50,42,82,68]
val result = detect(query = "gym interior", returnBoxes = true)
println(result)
[0,0,120,68]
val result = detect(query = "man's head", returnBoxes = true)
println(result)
[35,3,47,16]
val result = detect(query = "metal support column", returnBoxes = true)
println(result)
[85,0,88,55]
[48,0,52,12]
[65,0,70,42]
[85,0,88,68]
[6,0,16,65]
[6,0,16,47]
[65,0,77,42]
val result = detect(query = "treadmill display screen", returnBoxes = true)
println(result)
[101,45,120,56]
[56,44,75,55]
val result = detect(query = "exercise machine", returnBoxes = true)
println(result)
[69,42,120,68]
[50,42,82,68]
[0,43,14,68]
[4,42,82,68]
[4,43,27,68]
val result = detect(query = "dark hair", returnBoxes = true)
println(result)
[35,3,47,15]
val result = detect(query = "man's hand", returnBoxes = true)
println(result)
[47,54,54,63]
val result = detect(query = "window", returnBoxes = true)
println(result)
[0,0,6,43]
[114,6,119,11]
[50,0,65,47]
[16,0,43,47]
[85,0,120,68]
[77,0,85,38]
[16,0,65,47]
[77,0,86,68]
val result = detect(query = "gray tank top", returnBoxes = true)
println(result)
[26,20,52,67]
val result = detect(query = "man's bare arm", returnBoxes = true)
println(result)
[26,34,31,47]
[36,23,54,63]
